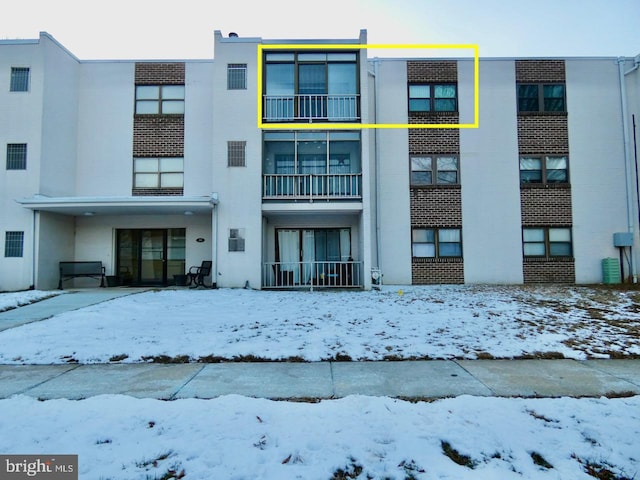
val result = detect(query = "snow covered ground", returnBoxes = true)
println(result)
[0,289,62,313]
[1,285,639,479]
[0,285,638,364]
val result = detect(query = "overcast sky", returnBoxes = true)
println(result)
[1,0,638,60]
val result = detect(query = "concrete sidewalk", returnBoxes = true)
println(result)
[0,288,149,331]
[1,359,639,401]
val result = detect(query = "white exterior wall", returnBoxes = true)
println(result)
[374,59,412,285]
[76,62,134,196]
[567,58,632,282]
[0,40,45,290]
[460,59,524,283]
[212,34,263,288]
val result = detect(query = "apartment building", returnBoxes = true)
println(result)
[1,31,638,291]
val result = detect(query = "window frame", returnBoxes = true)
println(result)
[227,64,247,90]
[4,231,24,257]
[133,157,184,189]
[134,84,185,115]
[6,143,27,170]
[10,67,30,92]
[519,155,569,185]
[517,83,566,113]
[522,227,573,258]
[412,227,463,259]
[410,154,459,186]
[408,83,458,113]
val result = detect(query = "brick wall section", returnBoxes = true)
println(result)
[523,259,575,283]
[517,116,569,154]
[135,63,185,84]
[520,187,572,225]
[515,60,565,83]
[409,114,460,153]
[407,61,457,83]
[133,116,184,156]
[410,187,462,225]
[412,259,464,284]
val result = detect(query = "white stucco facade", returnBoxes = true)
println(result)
[1,31,639,291]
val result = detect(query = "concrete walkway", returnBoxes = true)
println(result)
[0,288,149,331]
[1,359,639,401]
[0,289,639,401]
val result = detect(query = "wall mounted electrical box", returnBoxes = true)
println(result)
[613,232,634,247]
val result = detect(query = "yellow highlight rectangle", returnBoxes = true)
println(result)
[257,43,479,129]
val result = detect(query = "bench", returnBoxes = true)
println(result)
[58,261,106,289]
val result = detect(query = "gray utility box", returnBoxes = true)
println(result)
[613,232,634,247]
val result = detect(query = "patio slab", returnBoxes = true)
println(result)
[22,364,202,400]
[456,359,640,397]
[331,360,493,398]
[174,362,334,399]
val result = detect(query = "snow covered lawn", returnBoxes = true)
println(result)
[1,394,638,479]
[0,285,639,364]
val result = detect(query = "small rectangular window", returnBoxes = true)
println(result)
[10,67,30,92]
[4,231,24,257]
[6,144,27,170]
[517,83,565,113]
[409,83,457,112]
[410,155,459,186]
[227,64,247,90]
[135,85,184,114]
[133,157,183,188]
[412,227,462,258]
[523,227,572,258]
[228,141,246,167]
[229,228,246,252]
[519,155,568,184]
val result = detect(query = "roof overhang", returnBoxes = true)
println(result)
[16,194,218,216]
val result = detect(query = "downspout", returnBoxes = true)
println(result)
[31,210,38,290]
[211,192,219,288]
[371,58,382,271]
[618,57,637,282]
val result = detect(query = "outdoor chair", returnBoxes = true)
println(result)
[188,261,213,288]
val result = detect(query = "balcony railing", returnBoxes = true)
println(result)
[263,173,362,200]
[263,94,360,121]
[263,261,363,289]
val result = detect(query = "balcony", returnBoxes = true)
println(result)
[263,173,362,201]
[263,94,360,122]
[263,261,363,289]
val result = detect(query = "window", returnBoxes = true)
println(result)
[263,51,359,121]
[135,85,185,114]
[520,155,568,184]
[227,64,247,89]
[229,228,245,252]
[4,231,24,257]
[517,83,566,112]
[411,155,459,185]
[10,67,29,92]
[523,227,572,257]
[408,84,457,112]
[6,144,27,170]
[228,141,246,167]
[412,228,462,258]
[133,157,184,188]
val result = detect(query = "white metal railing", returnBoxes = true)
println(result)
[263,261,363,288]
[263,173,362,200]
[263,94,360,121]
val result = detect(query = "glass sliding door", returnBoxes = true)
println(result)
[117,228,185,286]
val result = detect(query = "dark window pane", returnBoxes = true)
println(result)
[6,144,27,170]
[518,98,539,112]
[520,171,542,183]
[437,171,457,184]
[434,99,456,111]
[10,68,29,92]
[550,242,572,256]
[439,243,462,257]
[544,98,565,111]
[409,98,430,112]
[546,169,567,183]
[411,171,432,185]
